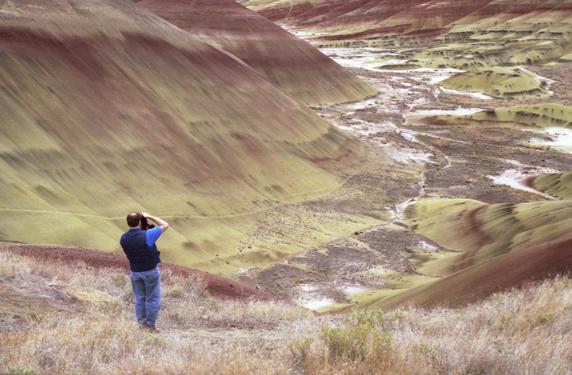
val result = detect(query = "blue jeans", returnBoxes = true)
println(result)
[130,266,161,327]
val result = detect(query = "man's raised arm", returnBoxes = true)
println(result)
[142,212,169,232]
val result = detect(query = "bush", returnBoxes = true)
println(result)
[351,308,385,326]
[4,370,37,375]
[288,337,313,371]
[322,324,391,364]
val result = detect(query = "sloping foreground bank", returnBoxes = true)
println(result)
[0,242,273,300]
[1,244,571,374]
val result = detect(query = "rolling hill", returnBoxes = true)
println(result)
[531,172,572,199]
[368,197,572,308]
[439,67,550,99]
[377,232,572,308]
[242,0,572,67]
[407,198,572,274]
[0,0,371,271]
[134,0,377,106]
[242,0,493,37]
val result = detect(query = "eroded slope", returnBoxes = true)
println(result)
[531,172,572,199]
[0,0,371,271]
[408,198,572,273]
[369,197,572,308]
[243,0,572,68]
[440,67,551,99]
[135,0,377,106]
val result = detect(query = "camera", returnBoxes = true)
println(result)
[140,216,156,230]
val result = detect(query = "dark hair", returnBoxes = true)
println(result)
[126,212,142,228]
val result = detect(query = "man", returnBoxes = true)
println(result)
[120,212,169,331]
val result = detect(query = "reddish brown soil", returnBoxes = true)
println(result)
[379,234,572,309]
[255,0,572,42]
[0,242,275,301]
[259,0,492,29]
[135,0,375,105]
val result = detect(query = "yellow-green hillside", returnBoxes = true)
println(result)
[0,0,372,273]
[531,173,572,200]
[468,104,572,128]
[347,197,572,310]
[136,0,377,106]
[408,198,572,272]
[405,1,572,69]
[439,67,550,98]
[312,194,572,312]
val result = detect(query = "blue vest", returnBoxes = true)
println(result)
[120,228,161,272]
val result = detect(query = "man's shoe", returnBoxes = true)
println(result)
[143,325,158,332]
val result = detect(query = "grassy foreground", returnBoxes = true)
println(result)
[1,251,571,375]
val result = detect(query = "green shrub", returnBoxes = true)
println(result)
[5,369,37,375]
[321,321,392,366]
[288,337,313,371]
[351,308,385,326]
[535,313,554,326]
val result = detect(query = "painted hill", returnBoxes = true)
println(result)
[407,199,572,274]
[467,104,572,129]
[530,172,572,200]
[367,197,572,308]
[242,0,572,67]
[243,0,492,37]
[377,232,572,308]
[134,0,376,106]
[439,67,550,99]
[0,0,368,270]
[328,194,572,311]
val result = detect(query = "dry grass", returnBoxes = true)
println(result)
[305,280,572,374]
[1,251,571,375]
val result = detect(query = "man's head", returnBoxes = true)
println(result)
[126,212,142,228]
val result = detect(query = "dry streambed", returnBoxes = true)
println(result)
[259,33,572,312]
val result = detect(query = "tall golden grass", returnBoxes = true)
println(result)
[1,251,570,374]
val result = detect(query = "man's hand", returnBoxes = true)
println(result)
[141,212,169,232]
